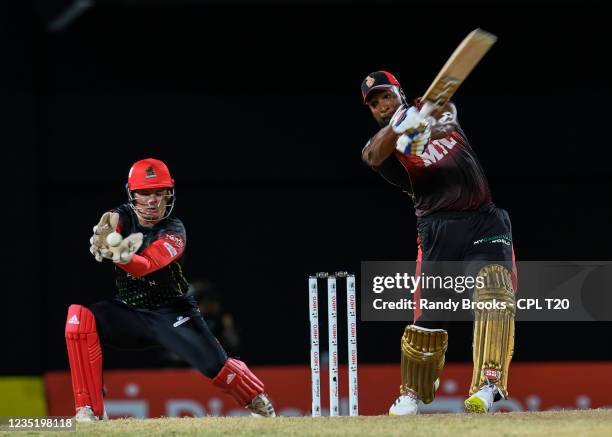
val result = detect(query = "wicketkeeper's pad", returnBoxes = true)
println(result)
[65,305,104,417]
[212,358,265,406]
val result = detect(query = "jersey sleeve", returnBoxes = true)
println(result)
[116,231,185,278]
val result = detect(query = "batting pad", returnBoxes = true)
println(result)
[470,264,516,399]
[400,325,448,404]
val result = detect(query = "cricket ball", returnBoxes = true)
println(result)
[106,232,123,247]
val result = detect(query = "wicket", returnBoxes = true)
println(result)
[308,271,358,417]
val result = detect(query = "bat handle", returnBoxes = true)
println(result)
[419,100,437,118]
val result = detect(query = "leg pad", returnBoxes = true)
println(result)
[400,325,448,404]
[65,305,104,417]
[470,264,516,398]
[212,358,264,406]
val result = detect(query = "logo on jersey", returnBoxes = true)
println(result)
[437,111,455,124]
[173,316,191,327]
[420,137,458,167]
[163,241,178,257]
[164,233,184,248]
[68,315,80,325]
[126,272,157,286]
[365,76,375,87]
[145,166,157,179]
[473,233,512,246]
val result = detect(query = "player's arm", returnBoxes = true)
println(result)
[361,126,399,167]
[428,102,458,140]
[116,233,184,277]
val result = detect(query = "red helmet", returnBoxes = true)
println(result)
[126,158,176,222]
[127,158,174,191]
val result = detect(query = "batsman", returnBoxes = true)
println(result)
[360,71,516,414]
[65,158,275,421]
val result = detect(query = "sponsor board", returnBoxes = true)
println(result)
[45,363,612,417]
[0,377,48,416]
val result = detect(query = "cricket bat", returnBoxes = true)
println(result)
[419,28,497,117]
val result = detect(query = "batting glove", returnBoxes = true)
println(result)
[396,124,431,155]
[389,105,429,135]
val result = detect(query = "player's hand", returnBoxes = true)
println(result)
[390,105,429,135]
[396,124,432,155]
[101,233,144,264]
[89,212,119,262]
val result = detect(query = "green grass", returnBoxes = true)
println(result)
[2,410,611,436]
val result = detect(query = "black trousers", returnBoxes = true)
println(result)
[90,297,227,378]
[414,204,515,328]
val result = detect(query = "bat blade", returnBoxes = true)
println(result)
[420,28,497,116]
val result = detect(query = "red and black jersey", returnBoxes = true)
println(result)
[110,204,190,309]
[366,108,492,217]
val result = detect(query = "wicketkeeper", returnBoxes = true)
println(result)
[65,158,275,421]
[360,71,516,414]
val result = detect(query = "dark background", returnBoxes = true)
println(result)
[2,0,611,375]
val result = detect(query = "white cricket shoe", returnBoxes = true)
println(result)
[247,393,276,417]
[464,384,499,413]
[75,406,97,422]
[388,393,418,416]
[389,378,441,416]
[75,406,108,422]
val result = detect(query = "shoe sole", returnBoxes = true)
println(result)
[464,396,487,413]
[388,410,418,416]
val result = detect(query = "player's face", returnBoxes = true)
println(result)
[133,188,170,224]
[367,89,402,127]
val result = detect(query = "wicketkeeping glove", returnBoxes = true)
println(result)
[100,233,144,264]
[89,212,119,262]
